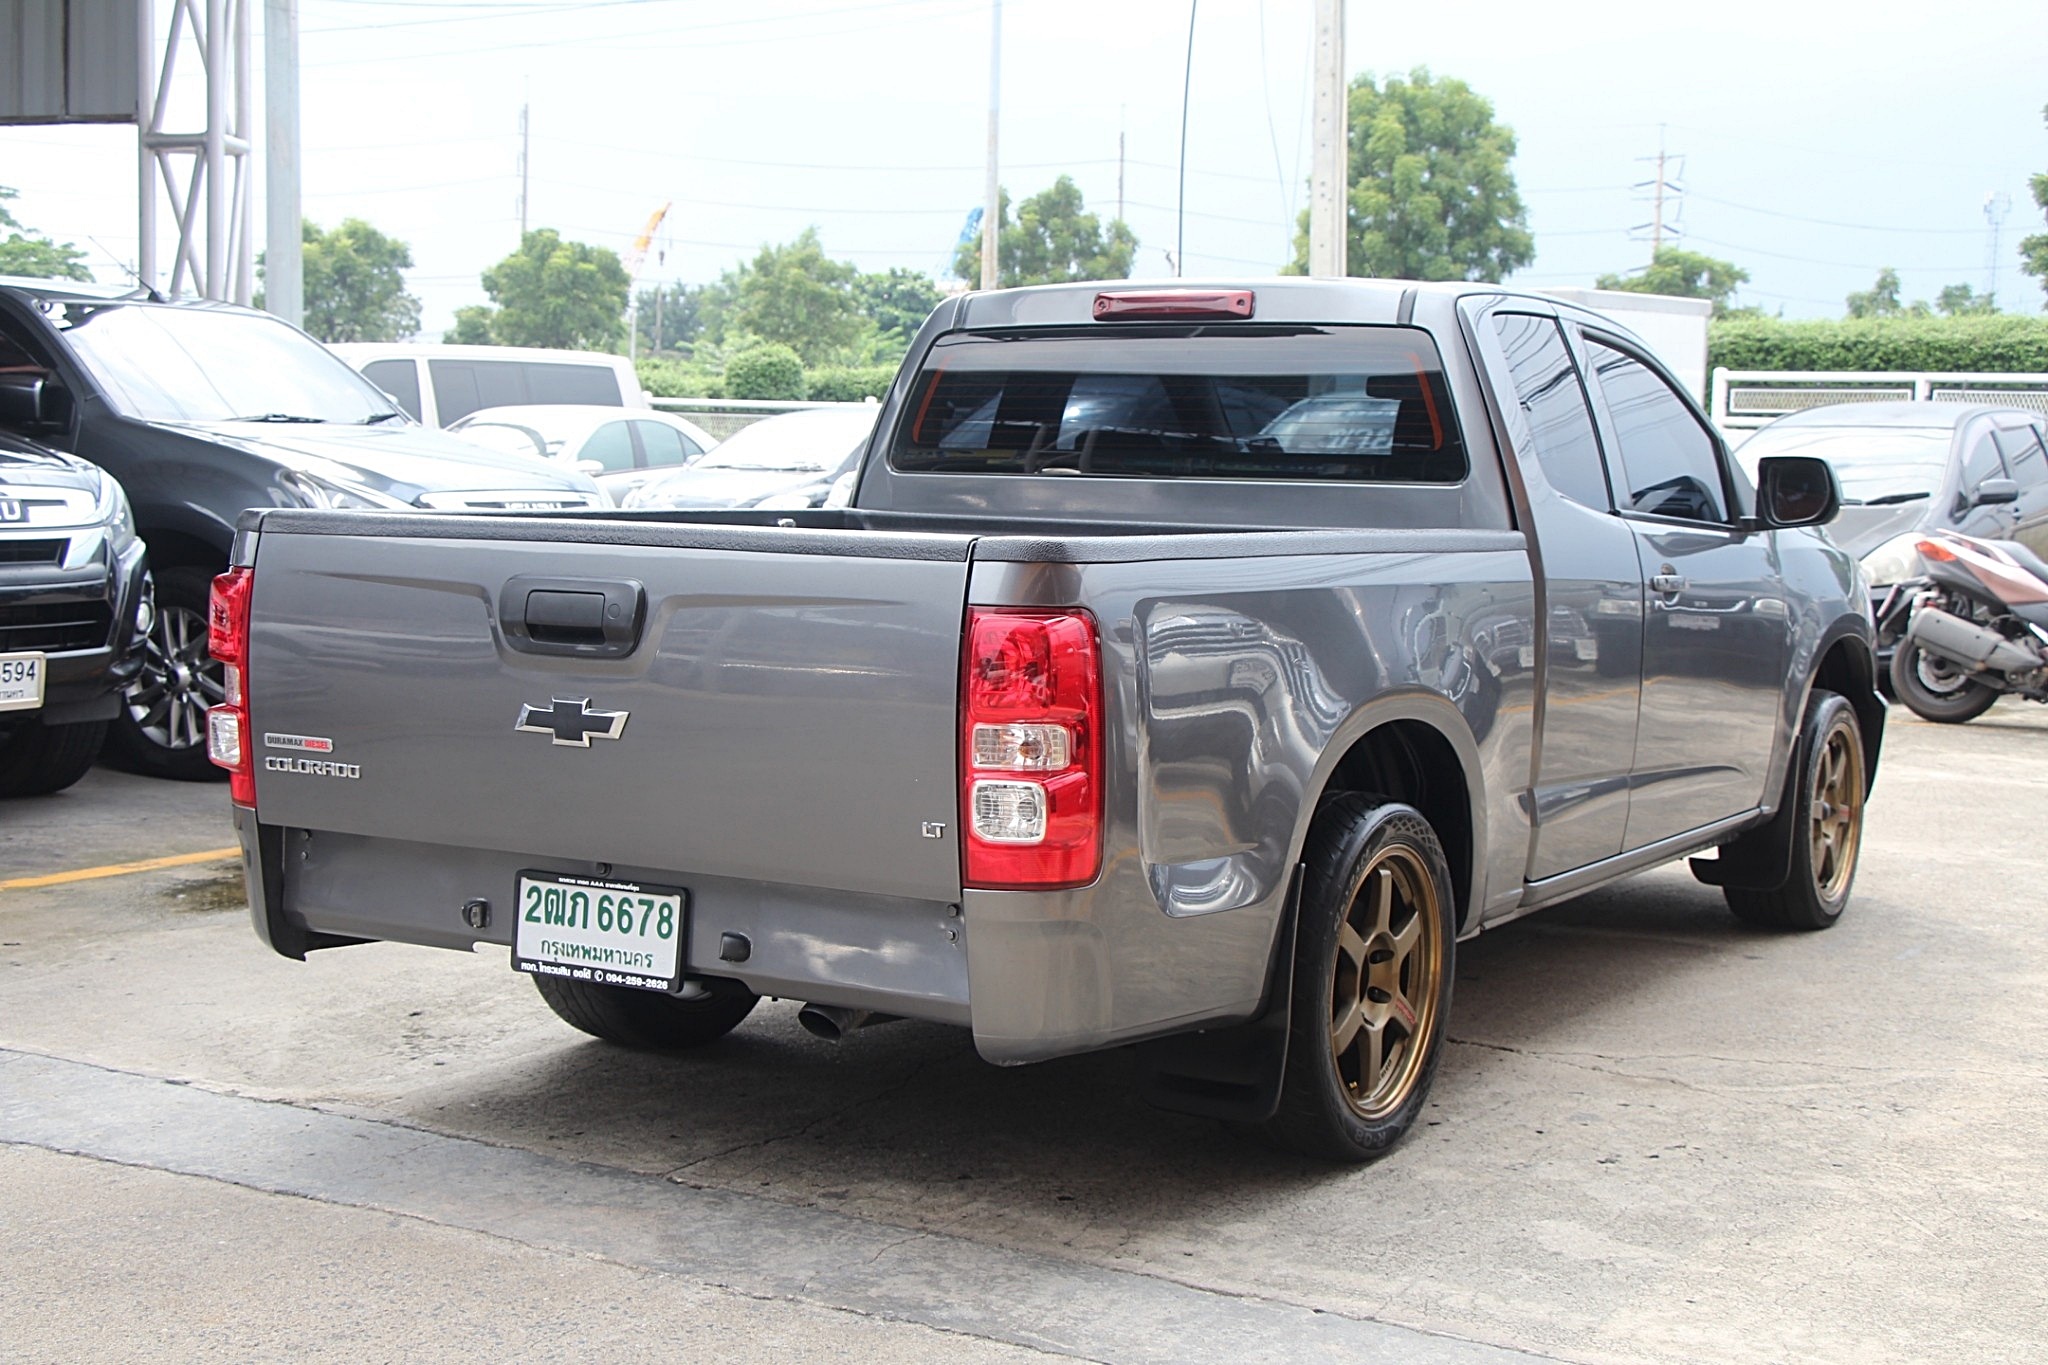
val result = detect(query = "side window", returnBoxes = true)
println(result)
[1490,313,1610,509]
[1584,338,1727,523]
[581,421,636,472]
[632,420,692,469]
[1959,427,2005,491]
[1992,425,2046,488]
[361,359,421,422]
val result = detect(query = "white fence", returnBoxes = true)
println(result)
[1711,369,2048,433]
[649,395,877,440]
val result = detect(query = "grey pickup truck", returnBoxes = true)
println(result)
[216,281,1882,1162]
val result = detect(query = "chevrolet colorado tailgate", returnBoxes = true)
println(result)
[244,513,973,904]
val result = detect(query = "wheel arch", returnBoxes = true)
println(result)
[1803,626,1885,793]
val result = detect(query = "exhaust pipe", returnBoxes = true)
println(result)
[796,1003,900,1041]
[1907,607,2044,674]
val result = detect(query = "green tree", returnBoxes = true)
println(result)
[728,228,866,365]
[952,177,1137,287]
[2021,105,2048,305]
[259,218,421,342]
[444,305,496,345]
[632,281,712,355]
[1846,267,1932,319]
[852,267,942,343]
[724,341,806,400]
[0,187,91,281]
[1596,247,1750,316]
[1936,283,1998,317]
[477,229,630,350]
[1285,68,1533,281]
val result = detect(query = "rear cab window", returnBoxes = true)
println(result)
[890,326,1466,485]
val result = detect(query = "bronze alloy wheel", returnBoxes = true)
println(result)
[1809,715,1865,903]
[1328,843,1445,1122]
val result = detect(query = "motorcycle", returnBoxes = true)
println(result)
[1877,529,2048,723]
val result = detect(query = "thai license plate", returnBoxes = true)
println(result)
[0,652,45,712]
[511,871,686,993]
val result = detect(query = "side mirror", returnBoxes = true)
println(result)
[575,459,606,476]
[1972,477,2020,508]
[0,373,44,430]
[1755,455,1840,529]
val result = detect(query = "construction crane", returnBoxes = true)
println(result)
[623,202,672,361]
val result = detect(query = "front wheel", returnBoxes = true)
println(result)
[0,719,107,797]
[1725,690,1867,931]
[532,973,759,1050]
[103,565,227,781]
[1266,795,1456,1163]
[1888,640,1998,724]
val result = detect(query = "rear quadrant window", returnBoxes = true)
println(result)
[891,326,1466,484]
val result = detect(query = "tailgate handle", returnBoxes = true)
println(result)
[499,576,645,658]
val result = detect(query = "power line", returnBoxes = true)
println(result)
[1686,192,1985,236]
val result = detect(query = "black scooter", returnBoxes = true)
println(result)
[1879,529,2048,723]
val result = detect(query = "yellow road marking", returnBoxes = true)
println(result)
[0,847,241,892]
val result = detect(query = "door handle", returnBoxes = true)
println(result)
[1650,572,1687,595]
[498,575,646,658]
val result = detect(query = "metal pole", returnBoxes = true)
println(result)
[262,0,300,324]
[137,0,157,291]
[1176,1,1196,278]
[979,0,1000,291]
[1307,0,1345,278]
[518,101,530,242]
[234,0,254,305]
[204,0,228,297]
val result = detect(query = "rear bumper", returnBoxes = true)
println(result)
[234,818,973,1028]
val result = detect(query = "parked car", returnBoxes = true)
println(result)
[332,343,650,428]
[0,428,151,797]
[0,278,605,780]
[622,405,875,510]
[1734,402,2048,661]
[218,280,1881,1164]
[447,405,717,505]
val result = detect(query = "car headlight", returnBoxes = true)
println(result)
[94,472,137,551]
[1860,534,1927,589]
[279,467,410,510]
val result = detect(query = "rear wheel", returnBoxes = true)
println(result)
[1725,690,1867,931]
[104,566,226,781]
[1889,640,1998,724]
[0,719,107,797]
[1266,796,1455,1163]
[532,973,758,1050]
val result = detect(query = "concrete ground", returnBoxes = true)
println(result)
[1,703,2044,1363]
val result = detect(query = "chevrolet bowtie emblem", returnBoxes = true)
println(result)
[515,697,629,747]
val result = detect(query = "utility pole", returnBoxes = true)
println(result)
[980,0,1001,291]
[1306,0,1346,278]
[1652,126,1666,255]
[1176,1,1197,278]
[1985,191,2013,302]
[518,101,530,242]
[1117,106,1125,224]
[263,0,302,327]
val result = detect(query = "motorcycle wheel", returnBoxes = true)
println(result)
[1888,641,1998,724]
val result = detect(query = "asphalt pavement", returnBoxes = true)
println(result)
[2,704,2044,1363]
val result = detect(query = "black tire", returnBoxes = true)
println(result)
[532,972,758,1050]
[103,565,227,781]
[1266,795,1456,1163]
[0,719,107,798]
[1725,690,1867,932]
[1888,640,1997,724]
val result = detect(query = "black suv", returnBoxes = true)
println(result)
[0,278,603,779]
[0,429,151,797]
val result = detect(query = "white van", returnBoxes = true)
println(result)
[330,343,649,428]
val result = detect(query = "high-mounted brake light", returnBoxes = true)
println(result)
[961,609,1102,888]
[1093,289,1254,321]
[206,567,255,807]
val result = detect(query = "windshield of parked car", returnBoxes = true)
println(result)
[1735,426,1950,504]
[891,325,1467,483]
[50,302,400,424]
[694,408,875,472]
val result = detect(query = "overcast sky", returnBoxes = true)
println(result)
[4,0,2044,336]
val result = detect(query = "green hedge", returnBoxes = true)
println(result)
[805,364,898,402]
[1708,316,2048,374]
[724,343,806,400]
[635,357,723,399]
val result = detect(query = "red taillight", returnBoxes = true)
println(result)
[961,609,1102,889]
[1917,538,1957,563]
[206,568,255,806]
[1093,288,1254,320]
